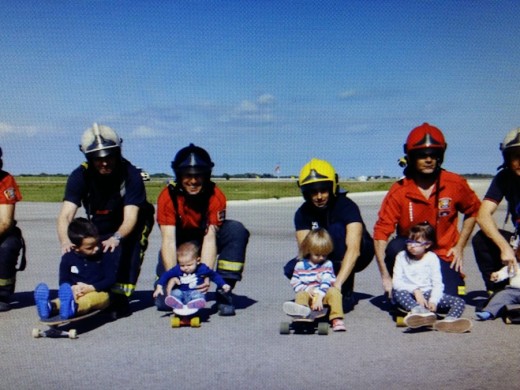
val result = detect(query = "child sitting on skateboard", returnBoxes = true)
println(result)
[34,218,119,320]
[476,260,520,321]
[392,222,472,333]
[283,228,346,332]
[153,241,230,310]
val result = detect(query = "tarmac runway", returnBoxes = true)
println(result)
[1,179,518,390]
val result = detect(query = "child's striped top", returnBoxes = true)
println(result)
[290,258,336,296]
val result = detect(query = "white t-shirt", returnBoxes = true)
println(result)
[392,250,444,305]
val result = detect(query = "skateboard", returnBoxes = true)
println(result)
[170,307,201,328]
[280,307,329,335]
[392,305,442,328]
[504,304,520,324]
[32,310,101,339]
[380,294,412,327]
[392,306,409,327]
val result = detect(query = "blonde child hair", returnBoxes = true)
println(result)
[298,228,334,260]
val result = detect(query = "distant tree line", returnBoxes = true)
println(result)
[16,172,494,179]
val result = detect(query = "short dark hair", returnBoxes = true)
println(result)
[177,240,201,258]
[409,221,436,248]
[67,218,99,247]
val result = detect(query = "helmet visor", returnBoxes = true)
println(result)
[177,166,209,176]
[409,148,443,160]
[87,146,119,159]
[301,181,333,194]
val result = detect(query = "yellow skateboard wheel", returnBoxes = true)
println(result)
[396,316,406,327]
[190,317,201,327]
[280,322,290,335]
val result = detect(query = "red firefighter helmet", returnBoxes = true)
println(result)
[404,123,447,154]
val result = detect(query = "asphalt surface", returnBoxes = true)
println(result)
[1,179,518,390]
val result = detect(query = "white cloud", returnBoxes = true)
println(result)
[191,126,205,134]
[338,89,357,99]
[257,94,275,105]
[131,126,161,138]
[217,115,231,123]
[217,95,277,125]
[237,100,258,114]
[0,122,38,136]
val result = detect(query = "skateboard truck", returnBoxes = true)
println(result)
[170,307,201,328]
[32,310,101,339]
[280,304,329,335]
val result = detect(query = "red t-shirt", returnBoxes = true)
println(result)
[373,170,480,261]
[0,172,22,205]
[156,184,226,230]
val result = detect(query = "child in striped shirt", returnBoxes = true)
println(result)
[283,228,346,331]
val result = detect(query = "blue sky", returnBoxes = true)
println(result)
[0,0,519,178]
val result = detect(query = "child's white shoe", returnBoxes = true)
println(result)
[283,301,311,318]
[403,311,437,329]
[433,317,473,333]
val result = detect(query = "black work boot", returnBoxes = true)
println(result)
[109,294,131,320]
[0,300,10,312]
[0,289,11,312]
[216,288,235,316]
[341,289,358,313]
[341,275,357,313]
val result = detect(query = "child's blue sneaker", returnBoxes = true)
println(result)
[34,283,51,319]
[476,311,492,321]
[58,283,77,319]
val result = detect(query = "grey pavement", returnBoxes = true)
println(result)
[1,179,518,390]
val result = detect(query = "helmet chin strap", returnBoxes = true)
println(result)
[415,169,440,181]
[404,157,442,179]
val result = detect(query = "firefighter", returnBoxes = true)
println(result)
[155,144,249,316]
[0,147,25,311]
[374,123,480,297]
[57,124,154,317]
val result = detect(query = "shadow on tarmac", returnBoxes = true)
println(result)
[129,289,156,313]
[464,289,489,310]
[10,291,35,310]
[150,290,258,321]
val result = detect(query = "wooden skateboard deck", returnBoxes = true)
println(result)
[504,304,520,324]
[32,310,101,339]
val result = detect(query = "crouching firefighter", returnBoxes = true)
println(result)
[57,124,154,318]
[0,147,26,311]
[155,143,249,316]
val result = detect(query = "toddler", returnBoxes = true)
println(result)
[283,228,346,332]
[393,222,472,333]
[476,261,520,320]
[153,241,230,310]
[34,218,118,320]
